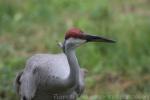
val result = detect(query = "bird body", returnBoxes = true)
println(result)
[15,28,115,100]
[17,52,80,100]
[25,53,70,82]
[16,52,86,100]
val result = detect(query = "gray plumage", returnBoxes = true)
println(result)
[15,28,115,100]
[15,38,87,100]
[16,53,86,100]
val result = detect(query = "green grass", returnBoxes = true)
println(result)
[0,0,150,100]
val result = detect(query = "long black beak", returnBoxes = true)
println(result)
[85,34,116,43]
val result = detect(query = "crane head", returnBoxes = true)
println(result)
[63,28,115,51]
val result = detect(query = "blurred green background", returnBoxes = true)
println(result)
[0,0,150,100]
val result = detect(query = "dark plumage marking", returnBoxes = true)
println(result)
[16,72,23,85]
[32,67,39,74]
[51,76,59,80]
[23,96,27,100]
[15,71,23,95]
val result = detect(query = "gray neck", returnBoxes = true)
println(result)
[60,45,80,89]
[52,40,80,92]
[65,49,80,86]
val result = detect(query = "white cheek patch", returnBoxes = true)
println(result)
[67,38,86,44]
[64,38,86,49]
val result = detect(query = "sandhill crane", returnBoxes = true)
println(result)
[15,28,115,100]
